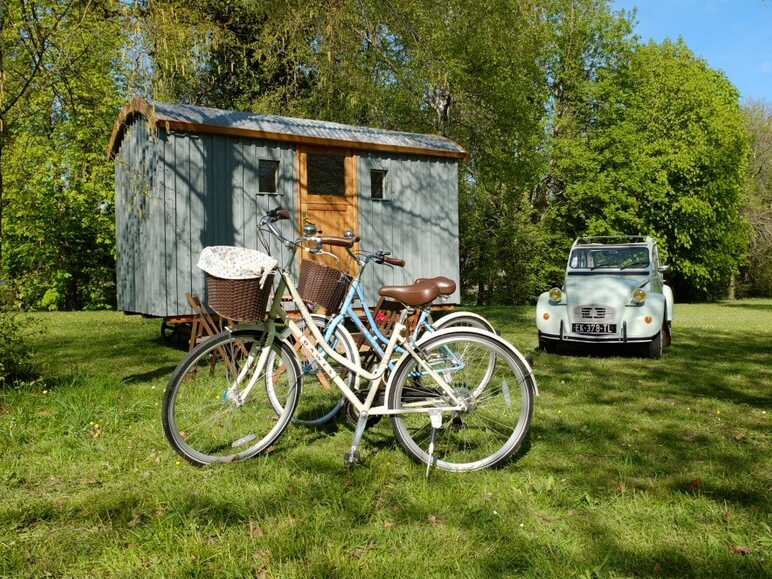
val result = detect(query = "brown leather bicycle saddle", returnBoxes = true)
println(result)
[415,276,456,296]
[379,280,440,307]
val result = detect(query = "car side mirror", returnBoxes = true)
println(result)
[658,265,669,273]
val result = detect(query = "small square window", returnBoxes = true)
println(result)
[308,152,346,196]
[258,160,279,194]
[370,169,387,200]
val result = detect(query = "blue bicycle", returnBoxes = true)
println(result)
[283,246,496,426]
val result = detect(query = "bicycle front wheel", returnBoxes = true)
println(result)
[388,330,534,472]
[163,330,301,466]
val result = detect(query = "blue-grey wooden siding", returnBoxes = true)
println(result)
[116,122,298,317]
[115,116,157,314]
[115,120,459,317]
[357,153,460,304]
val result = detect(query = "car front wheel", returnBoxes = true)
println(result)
[538,332,558,354]
[645,330,663,359]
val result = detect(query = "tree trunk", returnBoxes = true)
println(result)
[0,134,4,275]
[728,273,736,300]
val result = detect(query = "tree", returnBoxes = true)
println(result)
[547,39,749,300]
[142,0,555,303]
[1,1,127,309]
[741,100,772,296]
[0,0,81,269]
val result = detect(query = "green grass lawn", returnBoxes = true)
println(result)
[1,301,770,577]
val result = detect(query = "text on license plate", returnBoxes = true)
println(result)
[572,323,617,335]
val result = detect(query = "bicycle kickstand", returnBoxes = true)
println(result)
[425,411,443,478]
[345,413,369,465]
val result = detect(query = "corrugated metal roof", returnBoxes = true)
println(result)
[108,97,467,159]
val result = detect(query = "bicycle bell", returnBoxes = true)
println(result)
[303,222,318,236]
[343,228,355,240]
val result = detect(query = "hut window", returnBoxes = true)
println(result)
[258,160,279,194]
[308,152,345,196]
[370,169,387,200]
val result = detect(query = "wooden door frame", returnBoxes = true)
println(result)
[296,145,358,229]
[295,145,359,273]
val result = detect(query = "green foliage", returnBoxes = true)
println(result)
[548,40,750,300]
[1,1,125,310]
[0,310,37,386]
[1,0,762,306]
[0,286,39,385]
[739,101,772,297]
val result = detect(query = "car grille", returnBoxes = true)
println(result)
[574,305,616,322]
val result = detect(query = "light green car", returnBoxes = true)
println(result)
[536,236,674,358]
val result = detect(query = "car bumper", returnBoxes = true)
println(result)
[536,293,666,344]
[539,326,657,344]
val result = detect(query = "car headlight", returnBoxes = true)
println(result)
[632,288,647,303]
[549,287,562,302]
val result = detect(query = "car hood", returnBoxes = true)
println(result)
[565,274,648,315]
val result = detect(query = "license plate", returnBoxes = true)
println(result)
[572,323,616,335]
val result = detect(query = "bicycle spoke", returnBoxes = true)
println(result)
[390,331,533,471]
[164,333,300,465]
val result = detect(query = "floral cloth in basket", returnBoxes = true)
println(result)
[197,246,277,287]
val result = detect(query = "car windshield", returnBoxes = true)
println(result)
[569,246,650,270]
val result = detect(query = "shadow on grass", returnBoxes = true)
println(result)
[527,326,771,510]
[719,302,772,312]
[121,365,179,384]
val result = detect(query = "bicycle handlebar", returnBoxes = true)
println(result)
[259,208,362,254]
[383,256,405,267]
[259,209,402,271]
[266,207,290,222]
[322,235,360,248]
[353,249,405,268]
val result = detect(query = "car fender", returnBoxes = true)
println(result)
[623,294,666,338]
[383,326,539,401]
[536,291,566,335]
[663,284,674,322]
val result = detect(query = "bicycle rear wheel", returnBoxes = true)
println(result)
[388,330,534,472]
[267,315,358,426]
[163,330,300,466]
[428,313,497,391]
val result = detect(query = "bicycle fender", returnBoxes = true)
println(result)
[432,311,495,333]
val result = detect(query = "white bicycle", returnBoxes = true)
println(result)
[162,209,538,472]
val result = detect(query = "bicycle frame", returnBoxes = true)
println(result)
[325,273,432,360]
[227,247,467,418]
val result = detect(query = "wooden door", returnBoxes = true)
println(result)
[297,147,359,274]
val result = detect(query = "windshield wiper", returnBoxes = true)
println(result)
[619,261,649,270]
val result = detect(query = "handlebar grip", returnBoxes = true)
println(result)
[320,236,358,248]
[383,256,405,267]
[275,208,290,221]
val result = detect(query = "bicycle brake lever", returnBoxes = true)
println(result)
[305,246,339,261]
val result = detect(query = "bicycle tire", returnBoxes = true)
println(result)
[163,329,301,466]
[388,329,535,472]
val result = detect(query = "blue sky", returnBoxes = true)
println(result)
[613,0,772,101]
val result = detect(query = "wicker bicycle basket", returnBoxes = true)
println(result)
[206,273,275,322]
[298,260,351,313]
